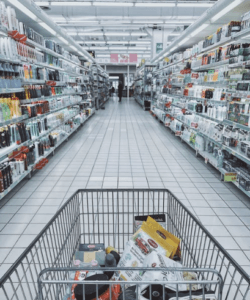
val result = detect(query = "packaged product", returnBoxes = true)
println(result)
[145,217,181,258]
[140,252,186,292]
[134,214,166,232]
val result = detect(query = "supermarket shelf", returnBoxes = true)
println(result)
[192,59,229,71]
[198,151,220,171]
[22,79,46,85]
[154,58,189,73]
[171,103,222,123]
[0,111,94,200]
[20,92,81,104]
[228,60,250,69]
[0,87,24,94]
[180,136,196,151]
[0,111,78,162]
[0,115,28,127]
[223,119,250,131]
[26,38,88,71]
[165,93,227,104]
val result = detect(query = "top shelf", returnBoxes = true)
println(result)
[26,39,88,72]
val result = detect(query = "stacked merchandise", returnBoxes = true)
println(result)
[151,9,250,196]
[0,1,102,199]
[134,64,156,111]
[63,216,217,300]
[90,65,109,109]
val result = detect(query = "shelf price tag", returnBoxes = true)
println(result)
[205,158,209,164]
[165,122,170,127]
[224,172,237,182]
[175,131,182,136]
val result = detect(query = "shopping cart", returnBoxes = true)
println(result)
[0,189,249,300]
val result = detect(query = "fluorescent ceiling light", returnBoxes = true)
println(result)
[190,23,209,37]
[178,37,189,46]
[9,0,38,21]
[51,1,91,6]
[78,41,106,44]
[105,32,130,36]
[170,46,177,52]
[164,20,193,24]
[58,36,68,44]
[133,21,164,24]
[169,33,181,36]
[70,46,77,51]
[40,22,56,35]
[69,32,104,36]
[131,33,148,36]
[177,2,214,7]
[97,55,110,57]
[60,20,99,23]
[109,47,129,50]
[35,1,49,5]
[211,0,243,22]
[135,2,175,7]
[93,2,133,6]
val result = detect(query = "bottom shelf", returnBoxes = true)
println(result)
[0,112,95,200]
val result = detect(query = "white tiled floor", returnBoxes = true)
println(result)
[0,97,250,276]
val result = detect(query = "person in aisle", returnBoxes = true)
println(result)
[111,86,115,95]
[118,81,123,102]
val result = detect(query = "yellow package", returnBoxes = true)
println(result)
[146,216,181,258]
[139,221,175,258]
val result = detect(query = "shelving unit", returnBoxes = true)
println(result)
[134,63,156,111]
[150,14,250,198]
[0,2,109,202]
[0,111,95,200]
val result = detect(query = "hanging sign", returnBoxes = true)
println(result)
[156,43,163,54]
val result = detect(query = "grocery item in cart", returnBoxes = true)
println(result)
[140,252,186,292]
[74,274,121,300]
[134,214,166,232]
[141,285,216,300]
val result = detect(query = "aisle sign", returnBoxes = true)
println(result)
[224,172,237,182]
[110,54,137,63]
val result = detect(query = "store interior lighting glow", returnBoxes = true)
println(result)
[170,46,177,52]
[93,2,133,6]
[178,37,190,46]
[135,2,175,7]
[70,46,77,51]
[58,36,68,44]
[39,22,56,35]
[51,1,91,6]
[169,33,181,36]
[105,32,130,36]
[211,0,243,22]
[190,23,209,37]
[35,1,49,5]
[177,2,214,7]
[133,21,164,24]
[9,0,38,21]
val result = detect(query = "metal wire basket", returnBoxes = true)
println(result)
[0,189,249,300]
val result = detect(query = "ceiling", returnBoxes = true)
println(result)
[34,0,218,59]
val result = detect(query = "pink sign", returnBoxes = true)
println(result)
[110,54,118,63]
[129,54,137,63]
[110,53,137,63]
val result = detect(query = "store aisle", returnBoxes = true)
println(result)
[0,97,250,275]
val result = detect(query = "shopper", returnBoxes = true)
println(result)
[118,81,123,102]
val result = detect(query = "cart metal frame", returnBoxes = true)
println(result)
[0,189,249,300]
